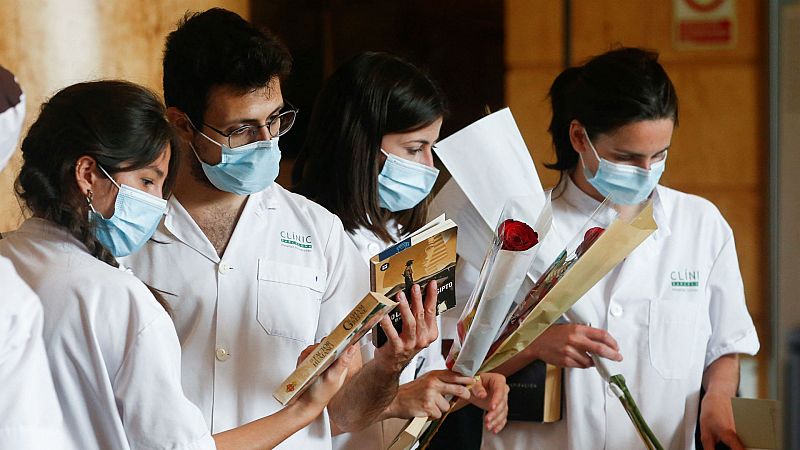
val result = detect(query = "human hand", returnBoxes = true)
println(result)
[292,344,356,413]
[528,324,622,368]
[700,392,745,450]
[373,282,439,374]
[468,373,509,434]
[386,369,474,419]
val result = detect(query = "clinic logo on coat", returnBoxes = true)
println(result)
[670,269,700,290]
[280,231,313,251]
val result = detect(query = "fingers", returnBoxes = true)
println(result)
[439,382,471,401]
[379,314,401,346]
[470,378,488,400]
[564,347,594,369]
[395,291,417,340]
[700,432,715,450]
[581,326,623,361]
[433,370,476,387]
[410,284,425,322]
[583,326,619,351]
[433,395,452,415]
[584,339,623,362]
[718,430,745,450]
[423,280,438,317]
[297,343,319,367]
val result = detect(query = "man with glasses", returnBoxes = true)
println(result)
[122,8,439,449]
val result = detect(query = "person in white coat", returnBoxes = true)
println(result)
[0,80,355,450]
[293,52,510,450]
[122,10,439,450]
[0,64,69,449]
[484,47,760,450]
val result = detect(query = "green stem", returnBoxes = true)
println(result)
[609,374,665,450]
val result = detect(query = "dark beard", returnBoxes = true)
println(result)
[185,140,219,190]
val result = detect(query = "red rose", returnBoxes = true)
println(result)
[498,219,539,251]
[576,226,605,257]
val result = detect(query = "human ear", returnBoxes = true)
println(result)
[74,155,100,198]
[166,107,195,144]
[568,120,589,155]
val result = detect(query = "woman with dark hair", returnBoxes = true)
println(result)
[0,80,354,450]
[294,52,509,450]
[484,47,759,450]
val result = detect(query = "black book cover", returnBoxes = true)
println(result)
[507,359,563,422]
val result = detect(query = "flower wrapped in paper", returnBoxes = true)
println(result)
[447,195,552,377]
[395,199,657,450]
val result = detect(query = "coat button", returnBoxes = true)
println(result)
[215,347,230,361]
[610,304,623,317]
[368,243,380,255]
[218,262,232,274]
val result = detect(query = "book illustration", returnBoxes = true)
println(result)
[370,217,458,348]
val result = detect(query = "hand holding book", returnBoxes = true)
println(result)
[289,344,357,415]
[372,282,440,374]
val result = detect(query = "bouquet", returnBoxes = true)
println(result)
[394,199,658,450]
[447,195,552,377]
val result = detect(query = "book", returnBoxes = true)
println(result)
[370,214,458,347]
[506,359,563,422]
[273,292,396,405]
[387,416,432,450]
[731,397,779,449]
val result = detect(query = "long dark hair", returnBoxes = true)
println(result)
[16,80,177,311]
[547,47,678,173]
[294,52,448,243]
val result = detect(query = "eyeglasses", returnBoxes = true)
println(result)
[202,102,298,149]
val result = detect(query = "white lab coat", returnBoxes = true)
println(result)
[122,183,368,450]
[0,219,215,450]
[482,178,760,450]
[331,223,447,450]
[0,255,68,449]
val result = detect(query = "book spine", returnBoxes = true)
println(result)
[273,293,384,405]
[377,236,412,261]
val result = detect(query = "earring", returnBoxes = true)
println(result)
[85,190,97,218]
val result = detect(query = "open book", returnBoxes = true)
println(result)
[370,214,458,347]
[273,292,396,405]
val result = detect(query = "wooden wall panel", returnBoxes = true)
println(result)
[571,0,763,64]
[660,64,764,189]
[0,0,249,232]
[505,68,563,189]
[505,0,563,67]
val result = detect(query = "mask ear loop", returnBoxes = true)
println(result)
[580,128,603,170]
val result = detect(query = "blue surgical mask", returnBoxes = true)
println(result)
[191,130,281,195]
[377,149,439,212]
[89,166,168,257]
[581,131,666,205]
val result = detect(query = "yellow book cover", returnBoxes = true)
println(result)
[273,292,396,405]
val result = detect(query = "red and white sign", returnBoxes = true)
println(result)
[673,0,737,49]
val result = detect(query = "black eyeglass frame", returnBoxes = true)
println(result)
[201,101,298,148]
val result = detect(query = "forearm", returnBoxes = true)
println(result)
[328,358,400,432]
[703,353,740,397]
[212,401,321,450]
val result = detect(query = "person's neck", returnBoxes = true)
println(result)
[173,171,247,213]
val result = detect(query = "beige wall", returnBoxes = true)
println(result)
[506,0,769,395]
[0,0,250,232]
